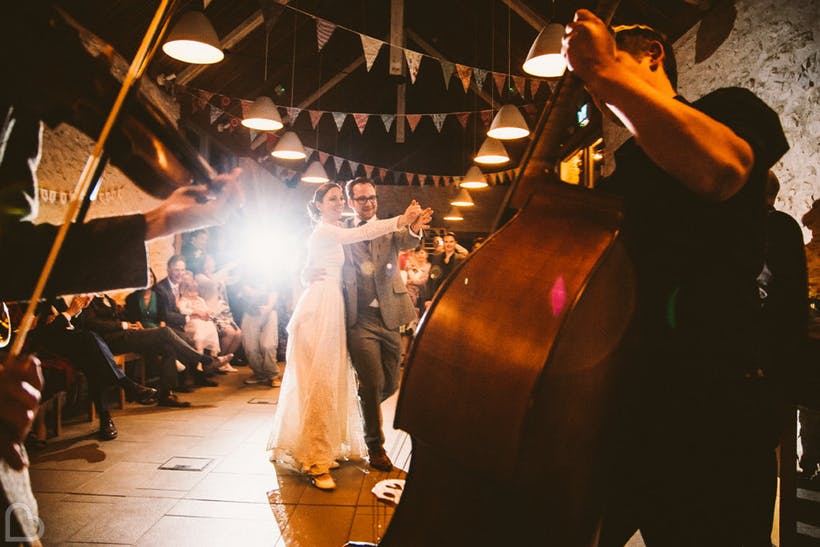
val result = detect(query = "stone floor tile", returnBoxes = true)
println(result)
[136,515,281,546]
[277,504,355,547]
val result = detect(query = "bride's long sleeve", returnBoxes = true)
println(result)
[316,217,401,245]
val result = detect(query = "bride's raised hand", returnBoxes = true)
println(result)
[398,201,422,227]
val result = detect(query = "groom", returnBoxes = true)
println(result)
[343,178,432,471]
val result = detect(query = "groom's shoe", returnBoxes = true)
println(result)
[368,448,393,472]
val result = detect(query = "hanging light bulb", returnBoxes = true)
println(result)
[443,206,464,221]
[162,12,224,64]
[451,188,475,207]
[522,23,566,78]
[474,137,509,165]
[271,131,306,160]
[241,97,284,131]
[488,104,530,140]
[460,166,488,189]
[301,160,329,183]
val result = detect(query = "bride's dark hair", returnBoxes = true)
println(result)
[307,182,343,221]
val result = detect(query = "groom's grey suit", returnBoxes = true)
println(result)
[342,216,419,454]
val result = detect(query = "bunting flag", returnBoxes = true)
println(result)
[332,112,347,131]
[419,175,427,187]
[456,113,470,128]
[360,35,383,71]
[316,19,336,51]
[473,68,488,89]
[349,161,359,174]
[209,105,223,124]
[455,64,473,93]
[512,75,526,96]
[404,49,423,83]
[378,167,387,180]
[363,164,374,178]
[353,113,369,134]
[318,151,329,164]
[493,73,507,96]
[285,107,301,123]
[333,156,345,172]
[479,110,493,127]
[431,113,446,132]
[309,110,323,129]
[380,114,395,132]
[489,173,497,186]
[529,79,541,100]
[433,175,441,187]
[249,129,259,143]
[440,60,455,89]
[406,114,422,133]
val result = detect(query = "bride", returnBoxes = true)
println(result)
[267,182,423,490]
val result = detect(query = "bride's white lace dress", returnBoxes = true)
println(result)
[267,216,403,474]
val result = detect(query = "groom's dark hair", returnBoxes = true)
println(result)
[345,177,376,200]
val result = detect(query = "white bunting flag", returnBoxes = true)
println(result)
[316,19,336,51]
[360,35,383,71]
[404,49,422,83]
[332,112,347,131]
[333,156,345,172]
[380,114,395,132]
[431,113,446,132]
[285,107,301,124]
[349,161,359,175]
[473,68,488,89]
[364,164,374,178]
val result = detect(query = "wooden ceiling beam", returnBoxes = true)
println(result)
[406,29,499,109]
[498,0,547,31]
[177,10,266,85]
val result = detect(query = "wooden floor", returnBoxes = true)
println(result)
[29,367,409,546]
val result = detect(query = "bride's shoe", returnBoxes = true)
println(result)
[310,473,336,490]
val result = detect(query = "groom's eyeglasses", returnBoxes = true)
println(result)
[352,196,377,204]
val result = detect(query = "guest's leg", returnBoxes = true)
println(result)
[259,311,280,380]
[242,314,263,377]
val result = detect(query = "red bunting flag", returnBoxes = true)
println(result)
[353,113,369,134]
[309,110,323,129]
[456,113,470,128]
[406,114,422,132]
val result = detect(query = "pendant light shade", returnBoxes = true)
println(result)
[301,160,329,183]
[488,104,530,140]
[460,166,488,189]
[271,131,306,160]
[522,23,566,78]
[241,97,284,131]
[451,188,475,207]
[162,12,224,64]
[443,206,464,221]
[474,137,509,165]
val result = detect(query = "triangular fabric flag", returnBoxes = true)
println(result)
[455,64,473,93]
[479,110,493,127]
[316,19,336,51]
[200,90,215,104]
[349,161,359,175]
[332,112,347,131]
[488,173,497,186]
[309,110,323,129]
[431,113,446,132]
[444,176,453,187]
[380,114,395,132]
[456,113,469,128]
[377,167,387,180]
[363,164,374,178]
[440,60,455,89]
[360,35,383,72]
[333,156,345,172]
[318,151,329,164]
[249,129,259,143]
[209,105,223,125]
[285,107,301,124]
[420,175,427,187]
[546,80,556,95]
[353,113,369,134]
[492,72,506,95]
[237,99,251,117]
[406,114,421,133]
[512,75,526,96]
[433,175,441,188]
[404,49,423,83]
[411,173,419,186]
[473,68,488,89]
[529,79,541,100]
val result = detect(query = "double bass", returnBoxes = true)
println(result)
[380,2,632,545]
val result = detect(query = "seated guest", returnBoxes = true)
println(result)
[154,254,190,335]
[124,268,162,328]
[31,295,158,440]
[196,255,241,367]
[178,275,220,356]
[79,293,232,406]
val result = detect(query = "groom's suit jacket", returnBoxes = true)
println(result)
[342,217,419,330]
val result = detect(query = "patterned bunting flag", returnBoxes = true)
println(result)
[353,113,369,134]
[380,114,395,132]
[360,35,383,71]
[406,114,421,133]
[285,107,301,124]
[209,105,223,125]
[404,49,423,83]
[455,64,473,93]
[431,113,447,132]
[492,72,507,95]
[440,60,455,89]
[512,76,526,96]
[309,110,323,129]
[332,112,347,131]
[316,19,336,51]
[473,68,488,89]
[456,113,470,128]
[363,164,374,178]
